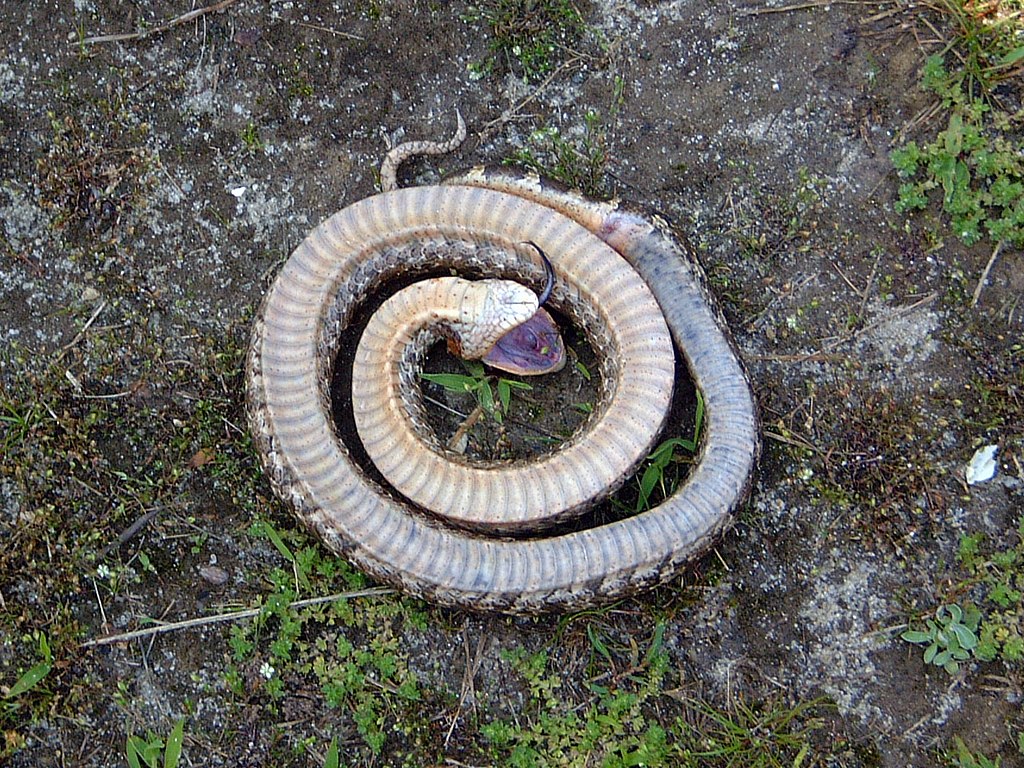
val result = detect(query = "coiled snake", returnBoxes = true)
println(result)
[246,116,759,613]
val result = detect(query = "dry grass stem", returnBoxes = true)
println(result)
[80,587,396,648]
[295,22,364,40]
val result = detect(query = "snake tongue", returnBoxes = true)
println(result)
[483,307,566,376]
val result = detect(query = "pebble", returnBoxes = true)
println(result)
[198,564,230,586]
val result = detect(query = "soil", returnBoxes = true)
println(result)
[1,1,1021,767]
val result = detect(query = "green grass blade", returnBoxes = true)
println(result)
[693,389,704,442]
[260,522,310,591]
[586,623,613,665]
[261,521,294,563]
[4,659,52,698]
[419,372,478,392]
[498,378,511,412]
[324,736,341,768]
[636,463,661,512]
[126,739,142,768]
[163,718,184,768]
[479,380,495,414]
[999,46,1024,67]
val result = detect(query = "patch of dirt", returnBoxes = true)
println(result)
[1,1,1021,766]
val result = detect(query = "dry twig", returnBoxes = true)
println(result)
[78,0,239,46]
[478,55,584,141]
[971,238,1005,308]
[56,300,107,362]
[296,22,364,40]
[738,0,869,15]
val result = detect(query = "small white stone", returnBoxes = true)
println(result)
[965,445,998,485]
[198,564,229,586]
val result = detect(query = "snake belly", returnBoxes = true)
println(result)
[246,171,760,613]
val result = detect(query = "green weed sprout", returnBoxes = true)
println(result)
[125,717,184,768]
[421,360,532,423]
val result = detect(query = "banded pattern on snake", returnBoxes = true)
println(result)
[246,123,759,613]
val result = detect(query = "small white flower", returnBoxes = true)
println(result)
[96,564,111,579]
[259,661,275,679]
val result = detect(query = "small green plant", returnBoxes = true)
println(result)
[956,517,1024,663]
[901,603,981,674]
[891,70,1024,248]
[481,625,827,767]
[2,633,52,701]
[902,516,1023,682]
[674,694,828,768]
[891,0,1024,248]
[225,522,427,756]
[481,625,676,766]
[125,717,185,768]
[421,359,532,423]
[635,391,704,512]
[463,0,586,82]
[240,121,263,153]
[359,0,385,20]
[505,109,609,197]
[287,43,315,98]
[0,400,46,452]
[944,736,1002,768]
[921,0,1024,100]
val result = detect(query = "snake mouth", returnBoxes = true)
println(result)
[482,307,566,376]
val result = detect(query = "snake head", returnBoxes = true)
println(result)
[453,277,565,376]
[483,307,565,376]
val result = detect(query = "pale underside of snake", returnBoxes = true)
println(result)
[246,116,760,613]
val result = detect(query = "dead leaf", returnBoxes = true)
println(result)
[188,448,215,469]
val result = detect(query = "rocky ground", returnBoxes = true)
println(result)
[1,1,1021,767]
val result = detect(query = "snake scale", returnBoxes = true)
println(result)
[246,119,760,613]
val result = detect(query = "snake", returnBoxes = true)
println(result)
[245,115,760,613]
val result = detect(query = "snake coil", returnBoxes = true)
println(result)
[246,132,759,613]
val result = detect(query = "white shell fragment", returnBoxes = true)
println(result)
[966,445,998,485]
